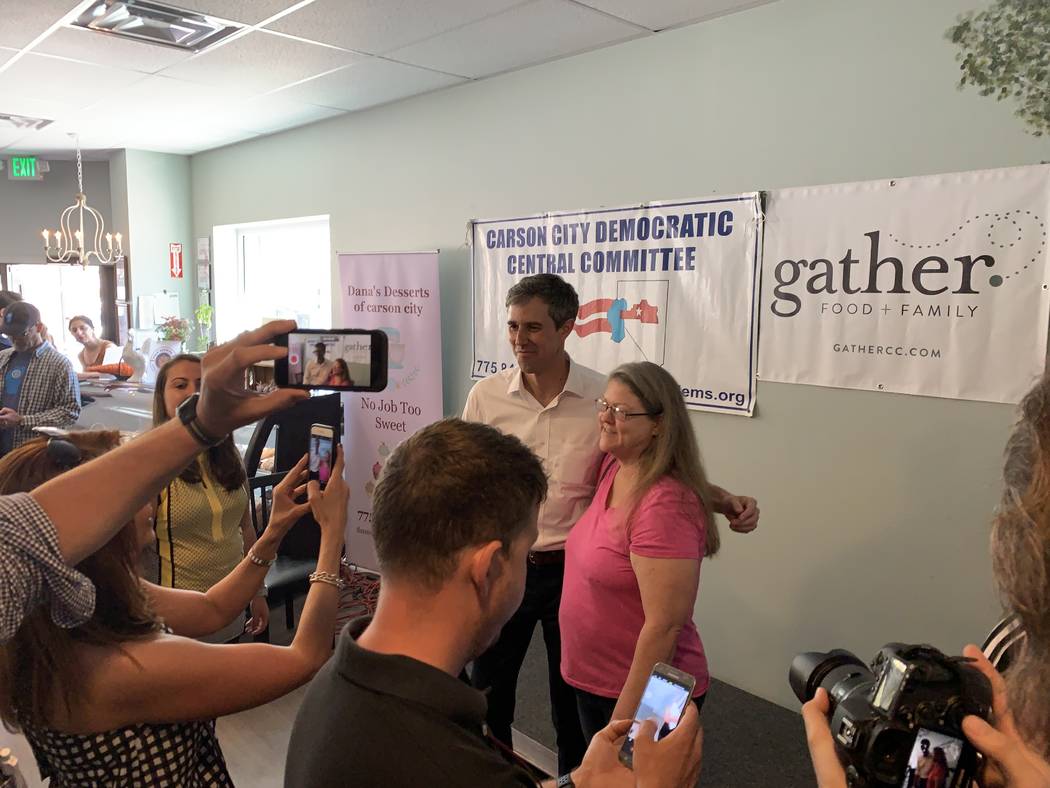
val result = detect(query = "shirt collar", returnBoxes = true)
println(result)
[2,340,48,359]
[335,616,487,729]
[506,354,589,399]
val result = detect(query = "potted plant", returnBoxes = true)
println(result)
[157,315,190,344]
[193,304,214,351]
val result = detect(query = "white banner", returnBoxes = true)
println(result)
[759,165,1050,403]
[339,251,443,571]
[471,195,762,415]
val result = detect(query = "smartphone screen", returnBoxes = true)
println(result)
[309,427,335,486]
[619,664,695,769]
[275,329,389,392]
[901,728,971,788]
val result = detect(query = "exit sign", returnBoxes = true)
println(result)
[7,156,42,181]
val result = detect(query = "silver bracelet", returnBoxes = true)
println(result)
[309,570,345,590]
[247,548,275,568]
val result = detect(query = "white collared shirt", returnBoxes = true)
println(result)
[463,358,606,551]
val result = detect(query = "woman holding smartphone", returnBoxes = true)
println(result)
[0,431,348,785]
[148,354,268,641]
[559,361,717,741]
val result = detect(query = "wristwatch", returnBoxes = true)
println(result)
[176,393,224,447]
[556,774,575,788]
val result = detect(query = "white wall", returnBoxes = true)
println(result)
[0,159,112,266]
[191,0,1050,708]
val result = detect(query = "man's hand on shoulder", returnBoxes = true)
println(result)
[709,484,759,533]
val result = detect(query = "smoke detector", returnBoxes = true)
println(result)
[72,1,242,52]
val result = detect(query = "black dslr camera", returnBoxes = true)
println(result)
[790,644,992,788]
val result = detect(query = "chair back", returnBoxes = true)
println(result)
[244,394,341,558]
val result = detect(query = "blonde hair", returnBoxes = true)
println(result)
[994,375,1050,756]
[609,362,719,557]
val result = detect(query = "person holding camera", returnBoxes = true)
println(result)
[147,353,269,642]
[801,372,1050,788]
[0,320,308,643]
[0,431,347,785]
[284,418,704,787]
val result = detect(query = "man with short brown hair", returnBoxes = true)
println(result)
[284,418,704,787]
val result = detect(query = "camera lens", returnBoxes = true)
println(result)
[790,650,869,704]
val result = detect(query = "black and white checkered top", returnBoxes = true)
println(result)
[22,717,232,787]
[0,492,95,643]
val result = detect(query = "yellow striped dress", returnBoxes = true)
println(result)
[154,455,249,593]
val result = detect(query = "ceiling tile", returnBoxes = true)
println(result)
[232,96,344,134]
[266,0,525,55]
[0,95,75,127]
[169,0,299,25]
[0,0,80,49]
[0,53,150,111]
[0,48,17,68]
[4,122,116,156]
[157,30,364,94]
[91,75,246,124]
[276,58,465,113]
[577,0,776,31]
[0,128,26,149]
[388,0,644,79]
[33,26,195,74]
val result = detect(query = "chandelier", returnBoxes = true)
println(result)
[41,136,122,268]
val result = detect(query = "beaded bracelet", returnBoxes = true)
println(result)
[247,548,275,568]
[309,570,345,590]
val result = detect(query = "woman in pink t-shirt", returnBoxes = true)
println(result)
[559,361,720,741]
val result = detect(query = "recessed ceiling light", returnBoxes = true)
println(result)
[72,1,242,52]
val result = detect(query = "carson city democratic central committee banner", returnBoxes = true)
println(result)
[471,195,763,416]
[339,251,442,571]
[759,165,1050,404]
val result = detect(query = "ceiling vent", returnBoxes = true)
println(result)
[0,112,53,131]
[72,1,242,52]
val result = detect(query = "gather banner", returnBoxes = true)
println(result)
[758,165,1050,404]
[471,194,763,416]
[338,251,443,571]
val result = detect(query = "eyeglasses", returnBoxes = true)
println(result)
[46,438,82,469]
[595,397,660,422]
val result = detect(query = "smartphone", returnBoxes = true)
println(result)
[308,424,335,486]
[619,663,696,769]
[274,329,389,392]
[900,727,979,788]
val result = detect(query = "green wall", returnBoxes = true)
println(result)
[189,0,1050,708]
[116,150,194,323]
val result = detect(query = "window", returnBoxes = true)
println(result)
[213,216,331,342]
[4,264,106,363]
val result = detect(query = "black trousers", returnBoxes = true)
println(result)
[574,687,707,743]
[471,560,587,775]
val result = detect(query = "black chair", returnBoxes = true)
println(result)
[244,393,342,559]
[247,472,316,635]
[243,394,342,638]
